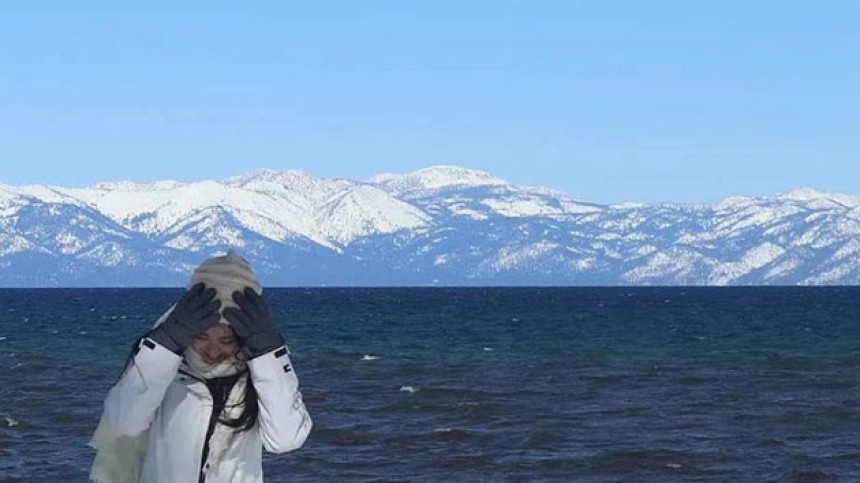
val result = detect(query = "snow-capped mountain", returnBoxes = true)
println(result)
[1,166,858,286]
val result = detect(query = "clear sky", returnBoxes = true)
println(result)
[1,1,858,204]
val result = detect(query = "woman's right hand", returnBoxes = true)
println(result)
[149,282,222,354]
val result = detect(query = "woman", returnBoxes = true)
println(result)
[89,252,312,483]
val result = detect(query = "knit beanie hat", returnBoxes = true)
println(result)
[189,250,263,316]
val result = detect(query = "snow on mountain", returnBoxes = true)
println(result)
[0,183,21,201]
[479,188,602,217]
[623,247,712,285]
[3,168,437,256]
[69,179,334,248]
[90,179,186,191]
[224,169,431,246]
[366,172,398,184]
[160,206,251,250]
[489,240,562,271]
[779,187,860,208]
[1,166,860,286]
[315,184,431,245]
[0,232,40,257]
[4,184,88,206]
[0,199,152,272]
[371,166,602,220]
[713,203,806,235]
[223,168,353,206]
[370,165,508,196]
[709,242,786,285]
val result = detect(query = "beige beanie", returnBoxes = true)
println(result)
[188,250,262,323]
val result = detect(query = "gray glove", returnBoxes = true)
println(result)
[149,282,222,354]
[222,287,283,359]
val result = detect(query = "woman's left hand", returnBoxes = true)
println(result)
[222,287,283,358]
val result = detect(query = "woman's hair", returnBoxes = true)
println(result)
[217,376,259,433]
[217,326,259,432]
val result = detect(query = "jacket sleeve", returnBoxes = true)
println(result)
[102,336,183,436]
[247,345,313,453]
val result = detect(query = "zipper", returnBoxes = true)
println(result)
[180,369,217,483]
[194,371,239,483]
[199,400,218,483]
[198,377,223,483]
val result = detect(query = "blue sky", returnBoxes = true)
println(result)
[1,1,858,203]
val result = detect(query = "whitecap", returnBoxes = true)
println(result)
[434,427,452,433]
[5,417,18,427]
[666,463,682,469]
[483,347,494,352]
[361,355,380,361]
[0,337,6,341]
[52,330,59,334]
[399,385,418,394]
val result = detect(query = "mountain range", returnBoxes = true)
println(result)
[1,165,858,286]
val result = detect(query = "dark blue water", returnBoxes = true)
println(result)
[1,287,860,482]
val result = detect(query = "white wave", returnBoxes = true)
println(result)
[5,417,18,427]
[482,347,494,351]
[361,355,380,361]
[0,336,6,341]
[399,385,418,394]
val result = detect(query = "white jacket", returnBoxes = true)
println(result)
[102,336,313,483]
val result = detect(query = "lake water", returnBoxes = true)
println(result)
[1,287,859,482]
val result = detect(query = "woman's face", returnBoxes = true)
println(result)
[191,324,239,364]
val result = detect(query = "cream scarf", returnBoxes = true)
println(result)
[89,252,263,483]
